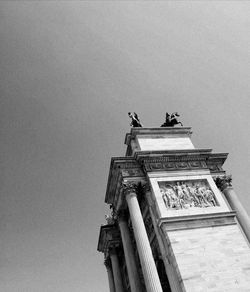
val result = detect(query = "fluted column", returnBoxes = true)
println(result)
[215,175,250,243]
[104,257,116,292]
[123,182,163,292]
[145,187,183,292]
[118,211,143,292]
[109,248,124,292]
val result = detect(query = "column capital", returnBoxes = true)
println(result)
[214,175,232,191]
[104,257,112,269]
[122,181,139,196]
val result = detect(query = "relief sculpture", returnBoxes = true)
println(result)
[159,180,218,210]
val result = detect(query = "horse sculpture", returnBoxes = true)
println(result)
[128,112,143,127]
[161,112,183,127]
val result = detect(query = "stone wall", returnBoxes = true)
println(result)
[165,224,250,292]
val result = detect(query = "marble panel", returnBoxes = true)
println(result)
[137,136,195,151]
[150,174,230,219]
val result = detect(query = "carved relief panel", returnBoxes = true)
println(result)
[158,179,218,210]
[149,173,231,218]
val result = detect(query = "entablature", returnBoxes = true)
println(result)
[104,150,228,210]
[105,157,145,206]
[135,149,228,175]
[97,224,121,256]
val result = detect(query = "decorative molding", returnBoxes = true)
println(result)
[143,160,207,172]
[159,211,236,231]
[97,225,121,254]
[121,169,144,177]
[214,175,232,191]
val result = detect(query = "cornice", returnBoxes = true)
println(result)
[136,150,228,173]
[97,224,121,254]
[105,156,145,205]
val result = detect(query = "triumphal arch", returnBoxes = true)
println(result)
[97,122,250,292]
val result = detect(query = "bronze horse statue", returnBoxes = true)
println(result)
[128,112,143,127]
[161,112,183,127]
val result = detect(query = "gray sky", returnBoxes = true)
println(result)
[0,1,250,291]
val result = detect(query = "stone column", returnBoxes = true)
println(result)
[109,248,124,292]
[123,182,163,292]
[118,211,143,292]
[104,257,116,292]
[215,175,250,243]
[145,188,183,292]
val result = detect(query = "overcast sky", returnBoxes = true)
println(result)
[1,1,250,291]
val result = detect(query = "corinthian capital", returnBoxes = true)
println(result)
[214,175,232,191]
[141,182,151,193]
[104,257,111,269]
[122,181,138,196]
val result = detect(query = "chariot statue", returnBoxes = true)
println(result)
[161,112,183,127]
[128,112,143,127]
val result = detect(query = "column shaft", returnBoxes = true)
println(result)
[105,259,116,292]
[118,217,143,292]
[110,249,124,292]
[126,192,163,292]
[223,187,250,243]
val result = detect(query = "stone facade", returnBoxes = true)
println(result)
[166,225,250,292]
[97,127,250,292]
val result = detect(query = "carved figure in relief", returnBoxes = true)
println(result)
[128,112,143,127]
[159,180,218,210]
[161,187,180,209]
[161,112,183,127]
[181,183,193,206]
[204,189,217,206]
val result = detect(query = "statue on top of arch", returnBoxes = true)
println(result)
[128,112,143,127]
[161,112,183,127]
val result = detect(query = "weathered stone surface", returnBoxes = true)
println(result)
[166,225,250,292]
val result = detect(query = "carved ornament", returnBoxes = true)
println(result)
[104,257,111,269]
[122,181,138,196]
[121,169,144,177]
[143,160,207,172]
[105,214,116,225]
[214,175,232,191]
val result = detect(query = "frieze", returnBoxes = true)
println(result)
[159,179,218,210]
[144,160,207,172]
[207,161,225,173]
[121,169,144,177]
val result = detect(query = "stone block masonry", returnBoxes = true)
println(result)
[166,224,250,292]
